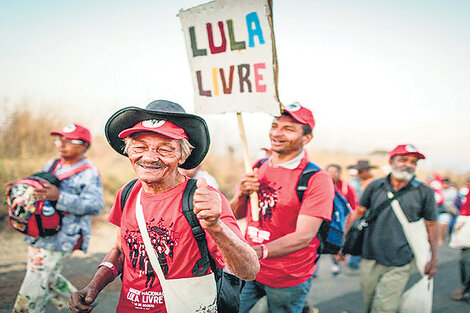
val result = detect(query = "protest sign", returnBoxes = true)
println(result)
[179,0,280,116]
[180,0,281,221]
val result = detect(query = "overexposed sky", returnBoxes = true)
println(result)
[1,0,469,172]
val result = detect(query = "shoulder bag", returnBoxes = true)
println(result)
[342,186,411,256]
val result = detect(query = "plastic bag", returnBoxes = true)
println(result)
[399,277,433,313]
[449,215,470,249]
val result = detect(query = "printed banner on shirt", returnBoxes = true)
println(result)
[179,0,281,115]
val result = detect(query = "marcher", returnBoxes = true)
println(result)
[347,160,377,199]
[450,178,470,303]
[345,144,438,313]
[325,164,358,276]
[10,123,104,313]
[346,159,377,273]
[69,100,259,313]
[326,164,358,211]
[230,102,335,313]
[438,177,460,246]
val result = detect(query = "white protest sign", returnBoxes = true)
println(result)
[179,0,280,115]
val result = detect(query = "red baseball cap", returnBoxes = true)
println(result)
[51,123,92,143]
[388,144,425,160]
[283,102,315,130]
[118,119,188,140]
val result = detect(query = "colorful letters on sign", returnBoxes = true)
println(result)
[179,0,280,115]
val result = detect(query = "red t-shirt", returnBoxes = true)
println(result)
[461,186,470,216]
[107,179,244,313]
[335,180,358,211]
[246,156,334,288]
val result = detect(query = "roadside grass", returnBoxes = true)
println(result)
[1,107,468,221]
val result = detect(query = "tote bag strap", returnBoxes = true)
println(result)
[387,191,431,276]
[135,188,218,313]
[135,189,168,286]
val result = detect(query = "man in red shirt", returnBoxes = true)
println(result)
[326,164,358,275]
[230,103,334,313]
[70,100,259,313]
[326,164,358,211]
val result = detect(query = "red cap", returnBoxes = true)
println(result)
[118,119,188,140]
[283,102,315,130]
[51,123,92,143]
[388,144,425,160]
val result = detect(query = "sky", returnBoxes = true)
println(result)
[1,0,469,173]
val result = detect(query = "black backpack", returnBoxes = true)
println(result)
[120,179,244,313]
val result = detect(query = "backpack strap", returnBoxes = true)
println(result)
[364,180,414,224]
[181,178,213,276]
[120,179,138,211]
[55,163,94,181]
[296,162,321,202]
[253,157,268,170]
[48,158,95,181]
[48,158,61,173]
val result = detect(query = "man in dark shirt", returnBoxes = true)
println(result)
[345,144,438,313]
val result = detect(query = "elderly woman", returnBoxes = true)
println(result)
[70,100,259,313]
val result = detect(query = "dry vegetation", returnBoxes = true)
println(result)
[1,107,469,222]
[0,108,246,221]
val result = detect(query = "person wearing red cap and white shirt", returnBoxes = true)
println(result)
[70,100,259,313]
[230,102,335,313]
[11,123,103,313]
[344,144,438,313]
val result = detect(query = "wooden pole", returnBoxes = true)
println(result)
[237,112,259,221]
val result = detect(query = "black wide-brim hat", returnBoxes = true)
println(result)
[105,100,210,169]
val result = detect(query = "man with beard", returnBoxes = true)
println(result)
[345,144,438,313]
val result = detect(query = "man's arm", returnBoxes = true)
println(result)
[229,170,259,219]
[36,170,104,216]
[344,205,367,232]
[422,185,439,278]
[194,178,260,281]
[424,220,438,278]
[251,214,323,258]
[70,230,124,312]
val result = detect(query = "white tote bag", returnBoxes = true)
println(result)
[388,192,431,276]
[449,215,470,249]
[135,190,218,313]
[388,192,434,313]
[399,276,433,313]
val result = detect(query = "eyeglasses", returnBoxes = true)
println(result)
[128,143,176,158]
[54,138,86,145]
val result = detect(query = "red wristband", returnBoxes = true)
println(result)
[98,261,118,276]
[260,244,268,260]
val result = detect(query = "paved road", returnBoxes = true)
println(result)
[1,245,468,312]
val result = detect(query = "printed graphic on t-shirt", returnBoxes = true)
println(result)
[126,288,165,310]
[124,218,177,289]
[247,226,271,243]
[258,181,281,222]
